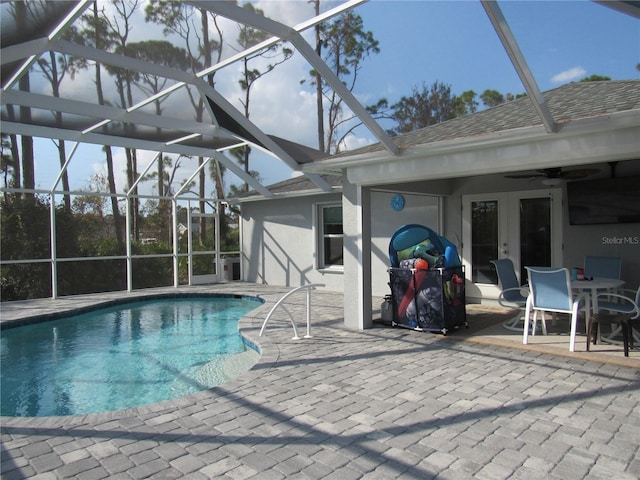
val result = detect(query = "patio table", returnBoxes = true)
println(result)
[571,277,625,315]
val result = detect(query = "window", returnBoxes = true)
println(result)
[317,204,343,269]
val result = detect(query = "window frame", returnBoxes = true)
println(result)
[315,202,344,272]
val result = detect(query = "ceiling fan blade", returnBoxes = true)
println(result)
[505,173,544,179]
[560,168,600,179]
[506,167,599,181]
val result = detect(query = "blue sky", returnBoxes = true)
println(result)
[347,0,639,138]
[247,0,639,183]
[28,0,639,194]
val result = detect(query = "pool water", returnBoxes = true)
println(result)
[0,296,261,417]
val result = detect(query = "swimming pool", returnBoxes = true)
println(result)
[0,295,262,417]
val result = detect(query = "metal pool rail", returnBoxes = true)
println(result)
[259,284,325,339]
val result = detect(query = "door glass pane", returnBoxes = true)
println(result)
[471,200,499,284]
[519,197,551,281]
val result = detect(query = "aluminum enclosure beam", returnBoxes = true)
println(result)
[2,90,225,139]
[189,0,400,157]
[0,120,271,196]
[2,0,92,91]
[482,0,557,133]
[594,0,640,19]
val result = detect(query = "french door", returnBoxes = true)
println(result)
[462,189,562,298]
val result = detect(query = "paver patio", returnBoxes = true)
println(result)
[1,284,639,479]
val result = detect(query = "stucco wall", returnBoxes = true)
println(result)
[240,159,639,316]
[369,190,441,297]
[441,159,640,299]
[240,188,442,298]
[240,192,345,292]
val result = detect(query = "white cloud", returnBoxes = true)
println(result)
[255,0,314,28]
[242,52,319,146]
[342,134,375,152]
[551,67,586,84]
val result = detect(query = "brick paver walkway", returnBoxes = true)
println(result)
[1,284,639,479]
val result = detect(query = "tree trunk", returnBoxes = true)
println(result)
[93,2,123,248]
[314,1,325,152]
[49,51,71,211]
[6,105,21,189]
[18,75,34,199]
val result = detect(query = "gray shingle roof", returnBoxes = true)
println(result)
[235,173,342,199]
[328,80,640,159]
[238,80,639,199]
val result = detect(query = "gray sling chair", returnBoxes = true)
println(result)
[491,259,530,332]
[584,256,622,280]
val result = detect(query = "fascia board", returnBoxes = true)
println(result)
[230,187,342,205]
[346,120,640,186]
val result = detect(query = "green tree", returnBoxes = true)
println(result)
[124,39,194,214]
[391,81,457,134]
[35,49,72,211]
[1,107,21,191]
[145,0,224,245]
[1,133,17,192]
[311,0,325,152]
[67,2,124,247]
[1,195,50,299]
[580,74,611,82]
[311,10,380,153]
[106,0,142,241]
[479,89,504,108]
[453,90,479,117]
[9,2,35,199]
[236,2,292,192]
[71,174,117,250]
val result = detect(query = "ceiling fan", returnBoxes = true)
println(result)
[505,167,600,185]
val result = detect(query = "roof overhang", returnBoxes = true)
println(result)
[304,109,640,186]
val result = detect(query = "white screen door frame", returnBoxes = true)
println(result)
[462,189,562,299]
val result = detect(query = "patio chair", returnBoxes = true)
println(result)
[523,267,590,352]
[587,286,640,356]
[490,259,529,331]
[584,256,622,279]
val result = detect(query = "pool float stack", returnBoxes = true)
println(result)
[387,224,467,335]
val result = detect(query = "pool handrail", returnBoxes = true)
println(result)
[259,284,325,339]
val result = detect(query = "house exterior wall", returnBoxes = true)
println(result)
[364,158,639,304]
[369,189,441,296]
[241,162,638,329]
[240,187,443,298]
[439,159,640,300]
[240,192,345,292]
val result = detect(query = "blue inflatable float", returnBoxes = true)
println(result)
[387,224,467,334]
[388,224,461,269]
